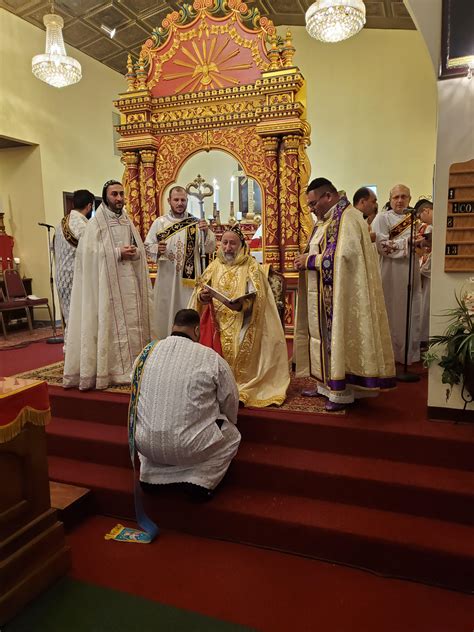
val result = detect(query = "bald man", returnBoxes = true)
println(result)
[371,184,422,365]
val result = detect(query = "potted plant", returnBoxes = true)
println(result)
[423,290,474,403]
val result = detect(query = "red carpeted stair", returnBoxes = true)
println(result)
[46,381,474,593]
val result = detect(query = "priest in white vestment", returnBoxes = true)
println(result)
[294,178,395,412]
[145,186,215,340]
[63,180,153,391]
[54,189,94,324]
[372,184,422,365]
[133,308,241,498]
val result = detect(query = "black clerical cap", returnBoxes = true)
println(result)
[102,180,122,205]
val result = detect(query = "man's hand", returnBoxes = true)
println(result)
[228,298,243,312]
[199,288,212,304]
[198,219,209,233]
[294,254,308,271]
[120,245,137,260]
[158,241,167,255]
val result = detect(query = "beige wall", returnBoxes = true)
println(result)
[290,25,437,205]
[0,9,438,316]
[0,145,49,297]
[0,8,125,300]
[406,0,474,410]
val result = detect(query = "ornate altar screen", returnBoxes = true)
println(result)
[114,0,312,333]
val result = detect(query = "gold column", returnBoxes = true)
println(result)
[262,136,281,270]
[121,151,141,232]
[278,135,300,273]
[139,150,157,239]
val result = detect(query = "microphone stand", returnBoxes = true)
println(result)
[397,208,420,382]
[39,224,63,344]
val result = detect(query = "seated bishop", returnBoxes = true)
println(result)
[190,226,290,408]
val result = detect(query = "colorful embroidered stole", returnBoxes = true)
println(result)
[389,212,417,240]
[157,216,199,281]
[61,214,79,248]
[320,197,350,350]
[125,339,160,542]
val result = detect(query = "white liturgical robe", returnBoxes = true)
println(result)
[54,210,88,323]
[372,209,422,365]
[134,334,241,489]
[145,213,215,339]
[63,204,153,390]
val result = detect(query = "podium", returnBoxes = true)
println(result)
[0,377,70,625]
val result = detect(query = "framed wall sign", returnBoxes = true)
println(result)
[440,0,474,79]
[445,159,474,272]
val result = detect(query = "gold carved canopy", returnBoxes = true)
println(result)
[114,0,312,278]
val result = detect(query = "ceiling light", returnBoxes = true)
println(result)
[32,12,82,88]
[306,0,366,43]
[101,24,116,39]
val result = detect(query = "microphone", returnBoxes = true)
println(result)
[404,207,416,214]
[38,222,55,229]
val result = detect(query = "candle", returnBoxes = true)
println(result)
[230,176,235,203]
[215,184,220,208]
[213,179,218,206]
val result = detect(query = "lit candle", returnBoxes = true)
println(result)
[230,176,235,203]
[213,179,218,205]
[215,184,220,208]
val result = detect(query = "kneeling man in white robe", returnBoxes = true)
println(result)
[134,308,241,500]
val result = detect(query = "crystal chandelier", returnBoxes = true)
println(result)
[32,11,82,88]
[306,0,366,43]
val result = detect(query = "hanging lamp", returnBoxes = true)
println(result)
[305,0,366,43]
[32,3,82,88]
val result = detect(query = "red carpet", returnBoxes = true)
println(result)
[45,374,474,592]
[68,515,474,632]
[4,341,474,592]
[1,340,63,376]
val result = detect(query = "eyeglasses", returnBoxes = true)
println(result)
[307,192,328,210]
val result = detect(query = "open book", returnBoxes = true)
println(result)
[204,284,256,309]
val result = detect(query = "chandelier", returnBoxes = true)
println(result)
[32,12,82,88]
[305,0,366,43]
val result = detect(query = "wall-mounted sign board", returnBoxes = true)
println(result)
[445,159,474,272]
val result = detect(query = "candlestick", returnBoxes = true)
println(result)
[229,200,236,225]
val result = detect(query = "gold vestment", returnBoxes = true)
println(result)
[190,249,289,407]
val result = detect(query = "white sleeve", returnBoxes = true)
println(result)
[144,219,159,260]
[372,215,408,259]
[204,229,216,254]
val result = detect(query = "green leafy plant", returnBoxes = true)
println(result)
[423,292,474,401]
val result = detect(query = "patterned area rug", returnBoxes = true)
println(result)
[13,360,337,414]
[0,326,63,350]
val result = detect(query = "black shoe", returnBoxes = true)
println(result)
[180,482,214,503]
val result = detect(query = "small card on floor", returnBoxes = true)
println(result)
[105,523,153,543]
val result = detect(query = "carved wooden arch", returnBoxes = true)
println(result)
[114,0,312,284]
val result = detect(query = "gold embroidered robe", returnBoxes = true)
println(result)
[190,250,289,407]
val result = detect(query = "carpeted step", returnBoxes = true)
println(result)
[231,442,474,526]
[47,418,130,468]
[238,409,474,471]
[48,387,129,425]
[47,417,474,526]
[47,389,474,471]
[47,455,474,593]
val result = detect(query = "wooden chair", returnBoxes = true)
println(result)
[3,269,54,329]
[0,288,33,338]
